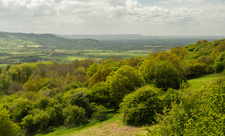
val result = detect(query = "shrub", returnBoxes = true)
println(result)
[148,80,225,136]
[119,86,163,125]
[34,97,51,110]
[46,107,64,126]
[162,88,180,109]
[154,61,180,90]
[205,64,215,73]
[7,82,23,95]
[0,108,20,136]
[89,102,107,121]
[63,88,87,103]
[108,66,145,106]
[66,91,89,109]
[21,92,40,101]
[214,62,224,73]
[87,82,112,108]
[214,51,225,73]
[21,109,50,132]
[11,99,33,123]
[64,81,83,92]
[62,105,86,126]
[185,62,207,79]
[88,67,112,89]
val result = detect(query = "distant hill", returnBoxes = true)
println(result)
[56,34,225,41]
[0,31,100,49]
[0,31,224,51]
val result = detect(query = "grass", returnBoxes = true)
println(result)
[39,114,149,136]
[187,73,223,91]
[0,64,8,67]
[0,49,148,66]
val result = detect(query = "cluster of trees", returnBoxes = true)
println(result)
[1,38,225,135]
[147,76,225,135]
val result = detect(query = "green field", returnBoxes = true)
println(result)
[187,73,223,90]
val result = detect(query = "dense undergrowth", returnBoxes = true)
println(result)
[1,38,225,136]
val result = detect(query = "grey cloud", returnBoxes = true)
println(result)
[108,0,125,6]
[54,0,62,3]
[0,0,224,35]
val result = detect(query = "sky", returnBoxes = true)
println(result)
[0,0,225,35]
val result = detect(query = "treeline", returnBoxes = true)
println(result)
[1,38,225,135]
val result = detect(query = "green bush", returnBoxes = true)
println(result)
[0,108,20,136]
[154,61,180,90]
[62,105,86,126]
[21,109,50,132]
[148,80,225,136]
[63,88,87,103]
[107,65,145,106]
[11,98,33,123]
[46,106,64,126]
[214,51,225,73]
[185,62,207,79]
[162,88,180,109]
[64,82,83,92]
[214,62,224,73]
[87,82,112,109]
[34,97,51,110]
[205,64,215,73]
[89,102,107,121]
[119,86,163,125]
[67,91,89,108]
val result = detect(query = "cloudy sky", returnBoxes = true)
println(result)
[0,0,225,35]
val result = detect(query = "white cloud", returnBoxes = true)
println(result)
[159,0,205,4]
[0,0,224,35]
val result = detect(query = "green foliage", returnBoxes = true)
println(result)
[21,109,50,132]
[62,105,86,126]
[64,81,83,91]
[214,51,225,73]
[0,70,12,94]
[154,61,180,90]
[120,86,163,125]
[66,91,89,109]
[185,62,207,79]
[87,62,98,77]
[139,51,184,84]
[34,97,51,110]
[213,41,225,57]
[125,56,144,68]
[87,82,112,109]
[214,62,224,73]
[0,108,20,136]
[89,102,107,121]
[148,79,225,136]
[63,88,87,103]
[23,74,47,92]
[88,67,112,89]
[11,98,33,123]
[162,88,180,109]
[107,65,145,106]
[170,46,188,59]
[195,39,208,45]
[139,59,156,83]
[205,64,215,73]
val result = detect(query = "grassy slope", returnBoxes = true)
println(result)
[187,73,223,90]
[40,114,148,136]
